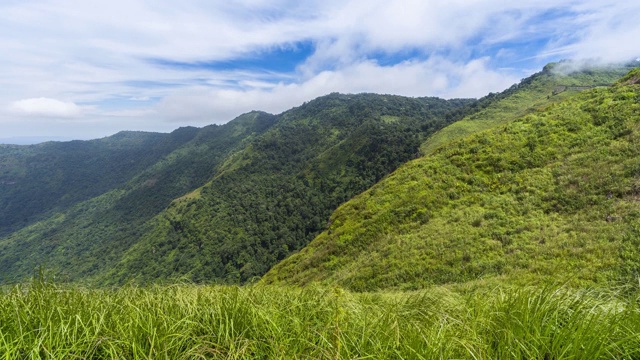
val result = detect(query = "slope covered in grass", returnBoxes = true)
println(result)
[420,62,633,155]
[264,69,640,291]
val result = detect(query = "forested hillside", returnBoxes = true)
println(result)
[0,129,199,236]
[264,68,640,291]
[2,63,635,287]
[0,94,470,284]
[0,112,277,283]
[105,94,471,284]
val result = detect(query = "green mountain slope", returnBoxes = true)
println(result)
[421,62,633,155]
[0,129,199,236]
[263,68,640,291]
[0,94,470,285]
[0,112,277,283]
[104,94,471,284]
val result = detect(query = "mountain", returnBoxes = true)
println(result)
[263,66,640,291]
[0,112,277,283]
[0,129,199,236]
[0,136,77,145]
[0,94,470,284]
[104,94,471,284]
[2,63,634,287]
[421,62,634,155]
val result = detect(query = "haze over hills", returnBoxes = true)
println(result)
[0,62,636,289]
[0,137,79,145]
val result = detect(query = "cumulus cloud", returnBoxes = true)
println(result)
[156,57,518,124]
[10,98,83,118]
[0,0,639,138]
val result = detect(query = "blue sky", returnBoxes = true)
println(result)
[0,0,639,141]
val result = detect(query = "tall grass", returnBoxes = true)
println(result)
[1,279,639,359]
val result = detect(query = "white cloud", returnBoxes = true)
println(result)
[156,57,518,125]
[9,98,83,118]
[0,1,638,138]
[563,2,640,63]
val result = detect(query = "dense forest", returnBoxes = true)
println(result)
[106,94,472,284]
[0,112,277,283]
[0,129,199,236]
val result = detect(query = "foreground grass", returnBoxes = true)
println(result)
[1,280,640,359]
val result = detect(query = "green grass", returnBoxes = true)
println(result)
[1,279,640,359]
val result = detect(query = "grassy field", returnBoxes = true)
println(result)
[1,278,640,359]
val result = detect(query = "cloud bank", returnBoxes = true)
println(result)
[0,0,638,139]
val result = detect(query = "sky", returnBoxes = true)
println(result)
[1,0,639,142]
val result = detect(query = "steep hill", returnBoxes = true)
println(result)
[0,94,470,284]
[105,94,471,284]
[263,68,640,291]
[421,62,633,154]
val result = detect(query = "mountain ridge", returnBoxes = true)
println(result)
[0,93,470,285]
[263,67,640,291]
[103,93,471,284]
[1,63,636,288]
[0,111,278,283]
[0,127,202,236]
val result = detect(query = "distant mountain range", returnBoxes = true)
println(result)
[0,136,78,145]
[0,62,637,290]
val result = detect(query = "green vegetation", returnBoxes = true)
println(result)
[107,94,471,285]
[420,62,632,155]
[0,94,470,285]
[2,63,638,291]
[0,112,277,284]
[3,64,640,358]
[2,278,640,359]
[0,129,199,236]
[265,69,640,291]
